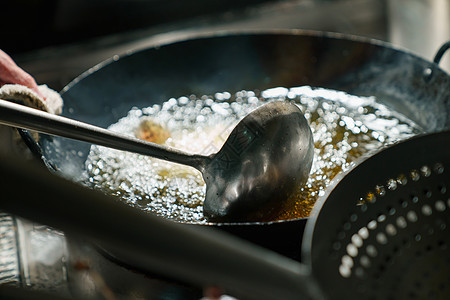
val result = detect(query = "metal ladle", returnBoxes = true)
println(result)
[0,99,314,221]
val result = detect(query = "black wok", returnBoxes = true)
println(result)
[21,30,450,298]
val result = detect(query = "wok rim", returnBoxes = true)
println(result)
[61,27,445,97]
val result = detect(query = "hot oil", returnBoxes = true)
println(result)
[85,86,421,223]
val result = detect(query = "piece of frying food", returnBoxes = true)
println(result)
[135,117,170,144]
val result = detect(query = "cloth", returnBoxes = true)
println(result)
[0,84,63,156]
[0,84,62,114]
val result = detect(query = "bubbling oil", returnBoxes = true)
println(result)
[85,86,421,223]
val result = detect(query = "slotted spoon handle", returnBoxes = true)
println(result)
[0,99,208,170]
[0,152,321,300]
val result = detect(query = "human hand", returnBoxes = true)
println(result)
[0,49,45,99]
[0,49,63,156]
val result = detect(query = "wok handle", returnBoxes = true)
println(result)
[0,153,323,300]
[423,40,450,82]
[0,99,209,171]
[433,41,450,65]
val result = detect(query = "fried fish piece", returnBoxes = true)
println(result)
[135,117,170,144]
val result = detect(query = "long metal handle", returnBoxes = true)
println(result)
[0,153,322,300]
[0,99,208,170]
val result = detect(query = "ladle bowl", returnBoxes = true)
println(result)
[203,100,314,221]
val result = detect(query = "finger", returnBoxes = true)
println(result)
[0,50,45,100]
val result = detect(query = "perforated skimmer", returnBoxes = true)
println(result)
[303,129,450,299]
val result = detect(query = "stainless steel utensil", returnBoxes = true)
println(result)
[0,149,320,300]
[0,99,314,222]
[303,130,450,299]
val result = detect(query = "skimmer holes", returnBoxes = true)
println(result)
[337,162,448,283]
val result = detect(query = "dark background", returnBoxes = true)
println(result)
[3,0,278,55]
[3,0,448,92]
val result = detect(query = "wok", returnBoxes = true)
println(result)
[20,30,450,297]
